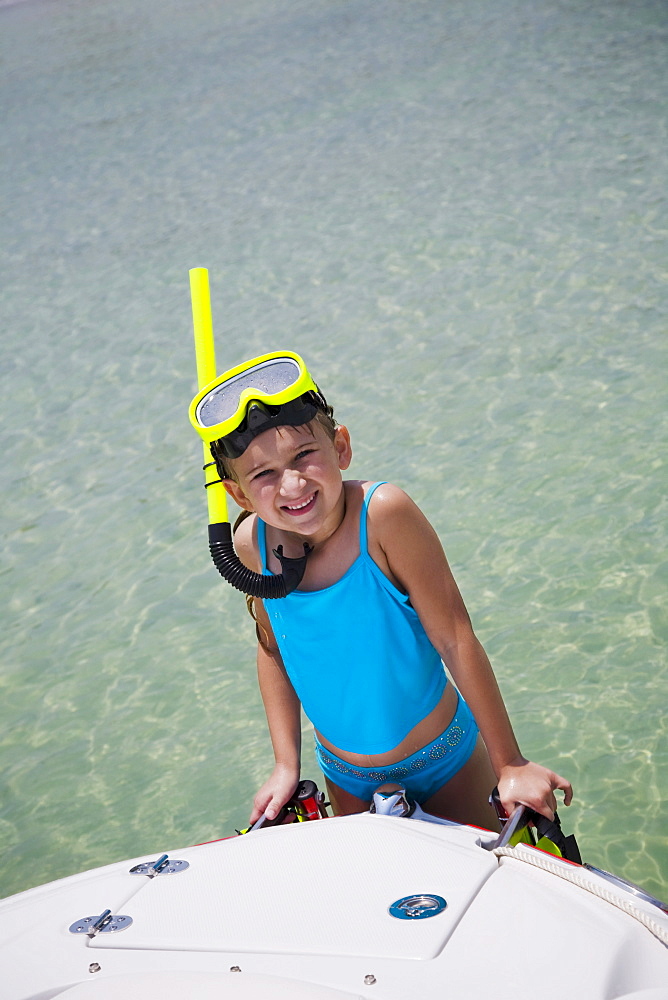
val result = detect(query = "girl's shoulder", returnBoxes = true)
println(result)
[341,480,414,529]
[361,480,422,523]
[359,482,433,592]
[363,481,439,557]
[347,478,412,502]
[232,510,262,573]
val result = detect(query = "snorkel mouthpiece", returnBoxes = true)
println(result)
[188,268,311,598]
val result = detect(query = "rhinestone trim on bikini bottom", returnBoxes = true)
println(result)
[316,712,466,780]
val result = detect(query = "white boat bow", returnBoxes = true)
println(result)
[2,793,667,1000]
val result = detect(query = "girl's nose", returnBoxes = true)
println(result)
[279,468,305,496]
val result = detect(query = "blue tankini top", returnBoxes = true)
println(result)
[257,482,447,754]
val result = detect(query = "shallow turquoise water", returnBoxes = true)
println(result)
[1,0,666,899]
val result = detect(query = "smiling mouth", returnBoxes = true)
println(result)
[282,492,317,515]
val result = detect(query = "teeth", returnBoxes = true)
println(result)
[286,494,314,511]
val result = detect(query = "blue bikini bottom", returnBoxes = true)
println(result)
[314,693,478,803]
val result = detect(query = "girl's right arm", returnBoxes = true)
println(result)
[251,616,302,823]
[232,512,302,823]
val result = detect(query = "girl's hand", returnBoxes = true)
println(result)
[249,763,300,824]
[497,757,573,821]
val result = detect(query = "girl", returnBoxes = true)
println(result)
[196,352,572,829]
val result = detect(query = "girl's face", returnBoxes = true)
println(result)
[223,420,352,542]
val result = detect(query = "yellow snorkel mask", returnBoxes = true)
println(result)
[188,268,318,598]
[189,350,326,458]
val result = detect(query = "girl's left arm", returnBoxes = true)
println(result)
[372,484,572,821]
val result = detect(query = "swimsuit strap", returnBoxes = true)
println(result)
[359,481,388,554]
[256,516,269,573]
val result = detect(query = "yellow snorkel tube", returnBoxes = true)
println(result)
[188,268,311,598]
[190,268,228,525]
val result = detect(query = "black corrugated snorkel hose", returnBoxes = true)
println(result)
[189,267,310,599]
[207,520,311,598]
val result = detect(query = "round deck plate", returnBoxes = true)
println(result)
[389,894,447,919]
